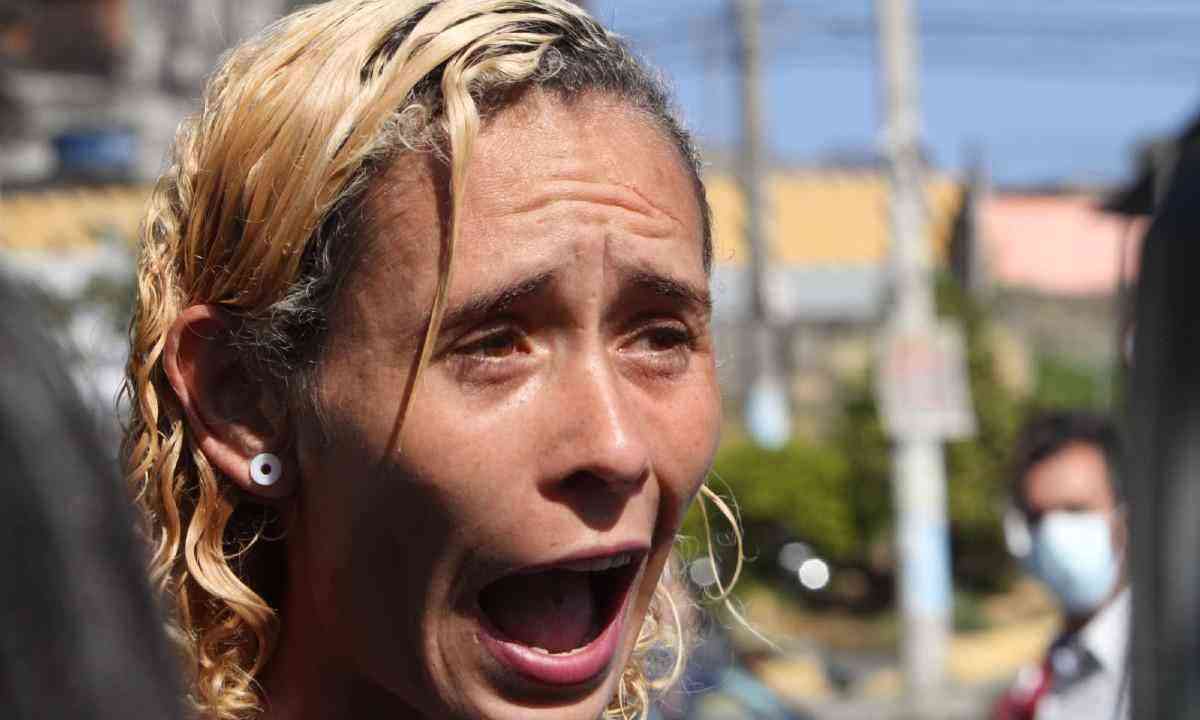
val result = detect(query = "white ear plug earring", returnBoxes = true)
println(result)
[250,453,283,487]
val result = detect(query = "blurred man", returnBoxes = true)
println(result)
[994,411,1128,720]
[0,273,182,719]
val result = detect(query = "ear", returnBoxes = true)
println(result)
[162,304,296,499]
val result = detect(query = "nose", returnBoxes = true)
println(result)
[540,351,651,501]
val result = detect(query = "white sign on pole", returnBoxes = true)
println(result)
[876,320,976,441]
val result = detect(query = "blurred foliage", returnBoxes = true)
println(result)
[937,274,1024,594]
[1032,352,1110,411]
[686,274,1103,611]
[80,272,136,334]
[953,589,991,633]
[708,440,855,560]
[826,273,1024,598]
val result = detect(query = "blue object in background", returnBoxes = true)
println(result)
[745,375,792,451]
[52,127,137,180]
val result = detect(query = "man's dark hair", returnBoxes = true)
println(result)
[1011,409,1120,513]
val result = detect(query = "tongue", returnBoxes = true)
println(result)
[482,569,595,653]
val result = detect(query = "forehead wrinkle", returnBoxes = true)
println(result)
[480,177,685,240]
[477,89,693,218]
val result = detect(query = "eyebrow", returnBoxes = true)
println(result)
[438,270,556,332]
[626,270,712,316]
[431,266,711,340]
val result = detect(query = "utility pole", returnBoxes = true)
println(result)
[876,0,953,714]
[735,0,790,449]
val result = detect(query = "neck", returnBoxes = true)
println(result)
[1062,609,1095,637]
[1062,582,1126,637]
[260,531,425,720]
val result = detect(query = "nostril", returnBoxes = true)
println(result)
[564,470,610,494]
[549,471,639,531]
[560,464,649,498]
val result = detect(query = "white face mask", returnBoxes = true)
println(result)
[1006,509,1119,614]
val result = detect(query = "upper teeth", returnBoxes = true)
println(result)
[559,552,635,573]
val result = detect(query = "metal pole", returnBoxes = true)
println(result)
[734,0,767,326]
[876,0,952,712]
[734,0,791,449]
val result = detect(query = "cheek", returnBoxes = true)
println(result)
[627,371,719,671]
[292,361,480,688]
[294,401,438,609]
[650,368,722,534]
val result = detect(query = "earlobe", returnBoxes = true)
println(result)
[163,304,296,499]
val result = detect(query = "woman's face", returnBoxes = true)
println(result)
[289,92,719,719]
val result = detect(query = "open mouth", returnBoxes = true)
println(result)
[476,550,645,686]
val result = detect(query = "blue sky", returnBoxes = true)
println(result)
[593,0,1200,186]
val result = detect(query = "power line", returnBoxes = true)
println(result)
[615,6,1200,83]
[614,2,1200,54]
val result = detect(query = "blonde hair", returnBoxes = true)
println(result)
[122,1,721,718]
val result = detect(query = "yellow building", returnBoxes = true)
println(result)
[0,185,149,252]
[0,170,964,266]
[706,169,963,269]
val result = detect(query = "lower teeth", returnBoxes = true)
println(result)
[528,620,602,656]
[531,644,587,657]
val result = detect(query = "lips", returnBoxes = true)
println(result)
[476,548,646,686]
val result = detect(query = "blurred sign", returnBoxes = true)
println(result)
[876,320,976,440]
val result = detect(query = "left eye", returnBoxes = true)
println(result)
[620,323,695,377]
[459,329,522,359]
[633,325,693,352]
